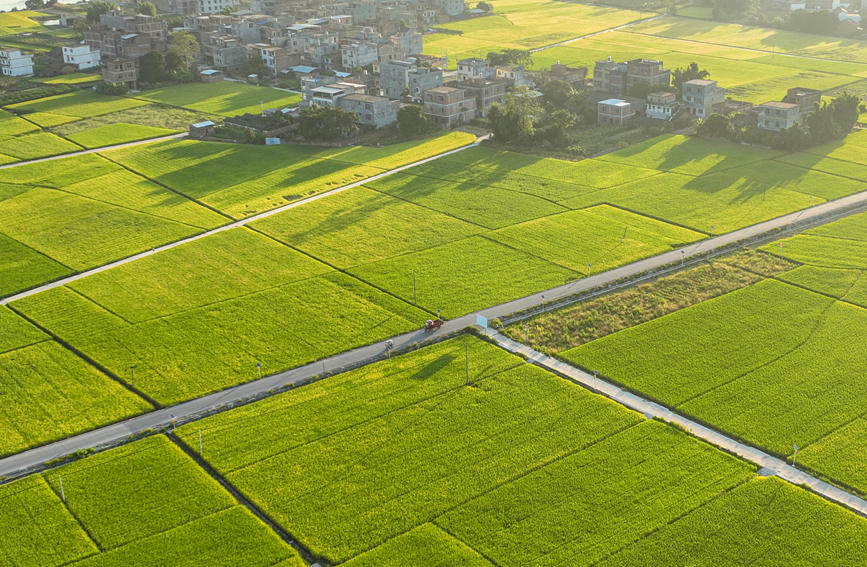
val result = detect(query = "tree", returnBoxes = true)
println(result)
[136,1,157,16]
[780,123,811,152]
[242,55,267,78]
[486,49,532,68]
[790,10,839,35]
[541,79,573,108]
[138,51,167,84]
[488,93,536,144]
[87,2,118,24]
[166,31,199,76]
[397,104,431,137]
[536,109,574,147]
[829,93,861,136]
[672,62,710,96]
[712,0,756,21]
[477,1,492,11]
[298,105,359,141]
[697,113,734,139]
[24,0,44,9]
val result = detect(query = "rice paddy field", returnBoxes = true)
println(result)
[10,228,429,405]
[132,81,303,116]
[520,209,867,497]
[427,2,867,106]
[0,435,304,566]
[0,153,228,296]
[105,131,476,217]
[527,25,867,104]
[3,129,864,415]
[0,304,150,457]
[171,338,867,565]
[422,0,643,65]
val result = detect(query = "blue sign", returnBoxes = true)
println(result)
[476,315,488,329]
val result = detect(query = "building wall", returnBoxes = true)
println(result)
[0,49,34,77]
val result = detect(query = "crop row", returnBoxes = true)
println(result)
[0,435,304,566]
[173,337,867,565]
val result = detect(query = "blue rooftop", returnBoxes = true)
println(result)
[290,65,318,74]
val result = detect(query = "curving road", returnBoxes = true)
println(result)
[1,186,865,481]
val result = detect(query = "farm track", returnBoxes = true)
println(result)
[487,329,867,518]
[0,132,188,170]
[0,134,487,307]
[527,13,664,52]
[1,186,866,492]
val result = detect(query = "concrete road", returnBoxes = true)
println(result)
[491,330,867,517]
[0,133,189,171]
[0,135,487,306]
[1,186,864,480]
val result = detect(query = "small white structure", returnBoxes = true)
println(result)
[0,48,34,77]
[597,98,635,126]
[62,44,101,70]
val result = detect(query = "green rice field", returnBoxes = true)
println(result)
[106,131,475,217]
[519,208,867,496]
[11,228,428,405]
[0,305,150,457]
[0,154,227,295]
[133,81,302,116]
[174,338,867,565]
[423,0,643,65]
[0,435,304,566]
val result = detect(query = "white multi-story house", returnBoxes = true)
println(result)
[62,44,101,70]
[645,91,677,120]
[0,48,34,77]
[198,0,237,15]
[457,57,494,81]
[341,40,378,70]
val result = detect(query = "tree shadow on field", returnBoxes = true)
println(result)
[409,354,457,380]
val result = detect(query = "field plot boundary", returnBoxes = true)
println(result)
[2,187,865,484]
[0,135,484,306]
[168,434,318,565]
[486,329,867,518]
[0,132,188,172]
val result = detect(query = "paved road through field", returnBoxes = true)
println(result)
[0,132,189,171]
[490,330,867,517]
[0,134,488,306]
[1,186,865,483]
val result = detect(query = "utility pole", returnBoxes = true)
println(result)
[412,271,417,305]
[58,475,65,503]
[130,365,136,388]
[780,241,784,260]
[198,430,203,456]
[792,444,798,468]
[622,227,627,243]
[465,342,469,386]
[681,250,685,267]
[524,322,529,344]
[256,362,262,379]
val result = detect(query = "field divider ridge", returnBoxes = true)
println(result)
[168,434,320,566]
[0,132,188,171]
[0,134,485,306]
[1,184,865,484]
[483,328,867,518]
